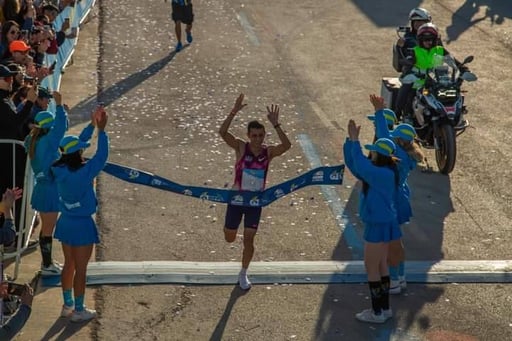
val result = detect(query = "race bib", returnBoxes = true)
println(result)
[241,169,265,191]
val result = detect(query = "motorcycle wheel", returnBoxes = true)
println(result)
[435,124,457,174]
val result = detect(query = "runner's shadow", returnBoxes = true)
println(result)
[209,286,249,341]
[68,51,178,125]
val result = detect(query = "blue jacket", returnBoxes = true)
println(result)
[51,130,109,217]
[24,105,68,183]
[343,139,397,224]
[374,109,417,224]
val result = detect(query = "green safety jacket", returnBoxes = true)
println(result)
[412,46,445,88]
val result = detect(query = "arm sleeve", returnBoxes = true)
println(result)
[0,304,32,340]
[374,109,391,139]
[13,101,34,127]
[45,105,68,152]
[1,218,17,245]
[343,138,362,180]
[79,124,95,142]
[84,131,109,179]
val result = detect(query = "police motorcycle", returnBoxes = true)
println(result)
[382,54,477,174]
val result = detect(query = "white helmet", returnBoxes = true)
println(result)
[409,7,432,22]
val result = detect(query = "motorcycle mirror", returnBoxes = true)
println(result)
[461,72,478,82]
[462,55,474,64]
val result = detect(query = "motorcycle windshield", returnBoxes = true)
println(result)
[429,55,458,86]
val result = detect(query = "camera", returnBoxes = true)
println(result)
[7,282,25,296]
[397,26,411,33]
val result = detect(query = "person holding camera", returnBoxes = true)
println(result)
[0,187,22,246]
[0,187,34,340]
[0,282,34,340]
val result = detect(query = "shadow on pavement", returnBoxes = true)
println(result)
[39,317,93,341]
[314,165,453,339]
[68,50,179,125]
[209,286,250,341]
[349,0,422,27]
[446,0,512,43]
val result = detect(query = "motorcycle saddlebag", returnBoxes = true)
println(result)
[381,77,401,110]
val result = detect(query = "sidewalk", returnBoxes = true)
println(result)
[7,9,100,341]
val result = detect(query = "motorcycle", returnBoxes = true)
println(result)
[381,54,477,174]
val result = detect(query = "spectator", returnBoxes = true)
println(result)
[0,283,34,340]
[41,3,68,54]
[4,40,51,82]
[0,187,22,245]
[0,186,33,340]
[0,64,37,231]
[0,21,21,59]
[7,39,31,65]
[2,0,34,31]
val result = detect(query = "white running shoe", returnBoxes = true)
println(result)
[389,279,402,294]
[60,304,74,318]
[71,308,97,323]
[238,272,252,290]
[399,276,407,290]
[355,309,387,323]
[41,262,62,276]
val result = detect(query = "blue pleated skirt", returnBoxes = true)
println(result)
[31,181,59,212]
[54,214,100,246]
[363,221,402,243]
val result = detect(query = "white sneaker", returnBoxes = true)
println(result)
[71,308,97,323]
[60,304,74,318]
[389,279,402,294]
[399,276,407,290]
[355,309,387,323]
[238,272,252,290]
[382,308,393,320]
[41,262,62,276]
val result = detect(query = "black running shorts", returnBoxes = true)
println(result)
[172,3,194,25]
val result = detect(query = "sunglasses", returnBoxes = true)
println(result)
[8,29,19,35]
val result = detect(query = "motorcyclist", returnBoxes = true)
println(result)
[394,23,468,124]
[393,8,432,73]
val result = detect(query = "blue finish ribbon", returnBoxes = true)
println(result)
[102,162,344,207]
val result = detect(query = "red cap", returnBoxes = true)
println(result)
[9,40,31,53]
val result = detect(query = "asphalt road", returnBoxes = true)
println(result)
[20,0,512,340]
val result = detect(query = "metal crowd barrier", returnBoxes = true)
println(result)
[0,139,36,281]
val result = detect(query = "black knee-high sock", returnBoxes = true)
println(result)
[380,276,390,311]
[39,236,53,267]
[368,281,382,315]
